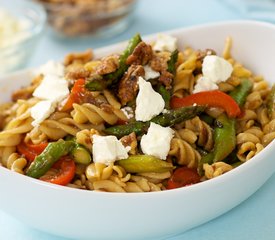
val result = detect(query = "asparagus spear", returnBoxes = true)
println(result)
[167,49,179,75]
[26,140,91,178]
[157,49,179,109]
[117,155,173,173]
[26,140,75,178]
[158,85,171,109]
[104,105,205,138]
[85,33,142,91]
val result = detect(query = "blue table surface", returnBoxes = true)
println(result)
[1,0,275,239]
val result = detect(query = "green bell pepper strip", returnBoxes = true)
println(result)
[85,34,142,91]
[198,79,253,175]
[267,84,275,119]
[26,140,75,179]
[117,155,174,173]
[104,105,205,138]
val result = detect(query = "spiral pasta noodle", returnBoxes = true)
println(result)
[203,162,233,179]
[6,152,27,174]
[262,119,275,146]
[169,138,201,168]
[184,117,214,151]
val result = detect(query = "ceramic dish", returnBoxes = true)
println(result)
[0,21,275,240]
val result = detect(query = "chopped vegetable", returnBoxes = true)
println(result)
[84,79,107,92]
[170,90,241,118]
[167,49,179,74]
[167,167,201,189]
[17,142,48,162]
[157,49,179,109]
[40,156,76,186]
[71,143,92,165]
[26,140,75,178]
[229,78,253,107]
[104,105,205,138]
[105,121,149,138]
[152,105,205,126]
[198,114,236,175]
[117,155,173,173]
[157,85,171,109]
[85,34,142,91]
[61,78,86,111]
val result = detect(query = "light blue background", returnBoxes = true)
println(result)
[1,0,275,239]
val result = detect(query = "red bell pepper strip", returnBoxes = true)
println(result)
[61,79,86,111]
[39,156,76,186]
[170,90,241,118]
[17,142,48,162]
[167,167,201,189]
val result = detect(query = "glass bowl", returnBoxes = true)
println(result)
[0,0,46,75]
[35,0,137,38]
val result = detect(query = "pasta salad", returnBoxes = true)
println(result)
[0,34,274,192]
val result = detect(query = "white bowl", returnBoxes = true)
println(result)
[0,20,275,240]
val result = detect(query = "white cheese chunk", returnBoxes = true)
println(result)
[30,100,56,127]
[31,62,69,126]
[140,122,174,160]
[34,60,65,77]
[144,65,160,80]
[92,135,129,165]
[153,34,177,52]
[33,74,69,102]
[202,55,233,83]
[193,76,219,93]
[135,77,165,122]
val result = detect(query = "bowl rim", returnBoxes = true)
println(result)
[0,19,275,197]
[0,0,46,53]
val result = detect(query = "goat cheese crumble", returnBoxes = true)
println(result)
[30,61,69,127]
[135,77,165,122]
[202,55,233,83]
[140,122,174,160]
[193,55,233,93]
[92,135,129,165]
